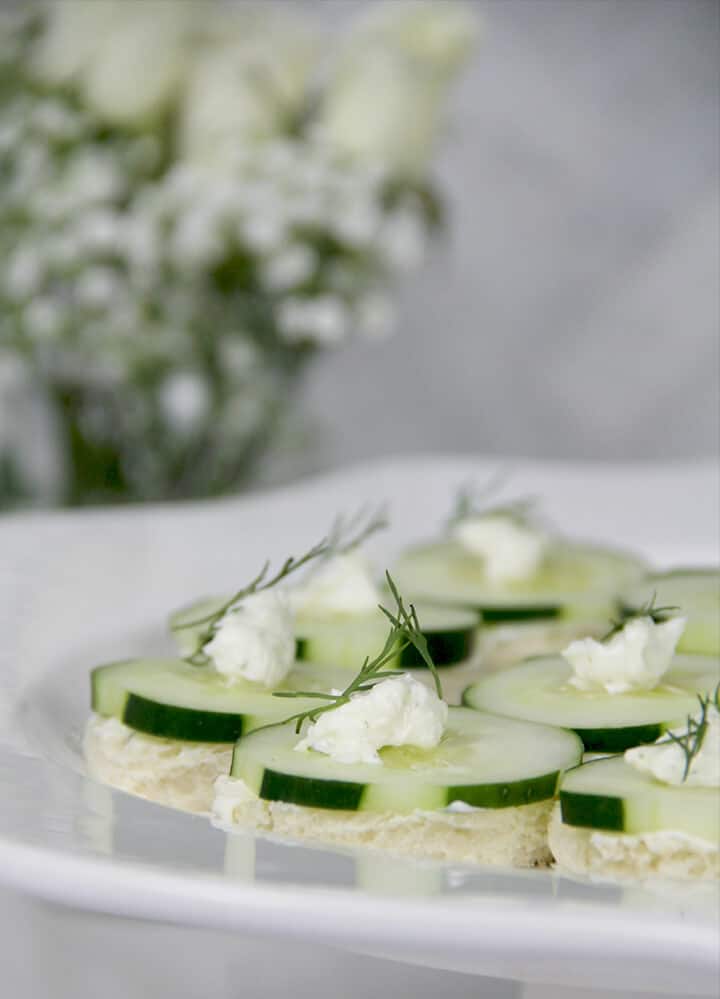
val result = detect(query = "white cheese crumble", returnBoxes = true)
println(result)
[212,774,259,827]
[562,615,687,694]
[203,589,295,687]
[291,552,381,615]
[625,704,720,788]
[295,674,448,765]
[452,514,547,584]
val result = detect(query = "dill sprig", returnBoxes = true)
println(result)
[447,475,538,530]
[178,539,329,665]
[271,572,442,733]
[602,591,679,642]
[176,505,389,667]
[652,685,719,782]
[323,503,389,557]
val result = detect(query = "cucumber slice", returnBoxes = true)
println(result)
[391,539,647,622]
[295,603,478,669]
[170,598,479,669]
[91,658,353,743]
[230,706,583,813]
[559,755,719,842]
[462,654,720,752]
[619,568,720,657]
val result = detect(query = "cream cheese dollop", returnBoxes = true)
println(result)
[291,552,381,615]
[625,703,720,788]
[452,514,547,584]
[203,589,295,687]
[295,674,448,765]
[562,615,687,695]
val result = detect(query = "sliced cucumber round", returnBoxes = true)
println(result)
[295,603,478,669]
[559,755,719,843]
[230,706,583,813]
[391,539,647,623]
[170,597,479,669]
[462,654,720,752]
[91,658,353,743]
[619,568,720,657]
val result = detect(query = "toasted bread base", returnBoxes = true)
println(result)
[548,805,719,881]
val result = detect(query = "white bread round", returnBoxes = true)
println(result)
[212,776,554,868]
[548,804,720,881]
[83,714,232,814]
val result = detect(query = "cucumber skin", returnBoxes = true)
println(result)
[560,791,625,832]
[295,627,476,670]
[122,693,247,743]
[574,723,665,754]
[460,687,667,753]
[260,769,364,811]
[244,763,563,812]
[479,605,562,624]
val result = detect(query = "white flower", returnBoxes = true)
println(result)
[563,616,688,695]
[278,297,349,345]
[73,210,123,255]
[331,200,383,247]
[5,248,44,302]
[81,2,201,127]
[179,49,283,166]
[75,267,121,310]
[179,15,317,168]
[319,50,444,176]
[296,674,448,766]
[352,1,478,81]
[203,590,296,688]
[170,208,224,271]
[23,298,65,340]
[158,372,210,434]
[241,213,287,255]
[30,0,120,86]
[261,246,316,292]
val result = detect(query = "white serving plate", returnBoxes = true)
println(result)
[0,456,718,996]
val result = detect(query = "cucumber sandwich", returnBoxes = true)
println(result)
[464,607,719,752]
[391,487,647,667]
[85,529,345,812]
[213,579,583,867]
[549,687,720,880]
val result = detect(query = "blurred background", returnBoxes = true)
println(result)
[305,0,720,467]
[0,0,717,511]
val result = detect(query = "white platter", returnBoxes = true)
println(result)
[0,456,718,996]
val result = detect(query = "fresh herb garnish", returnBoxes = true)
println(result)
[324,503,389,557]
[271,572,442,733]
[602,592,679,642]
[447,476,538,530]
[175,505,388,666]
[652,685,719,782]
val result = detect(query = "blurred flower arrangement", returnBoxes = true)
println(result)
[0,1,475,507]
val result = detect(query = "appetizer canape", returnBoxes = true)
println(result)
[212,581,583,867]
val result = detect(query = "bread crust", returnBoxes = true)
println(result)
[84,714,232,814]
[548,805,720,881]
[213,779,554,868]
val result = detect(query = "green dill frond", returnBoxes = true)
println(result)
[603,591,680,642]
[269,571,443,733]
